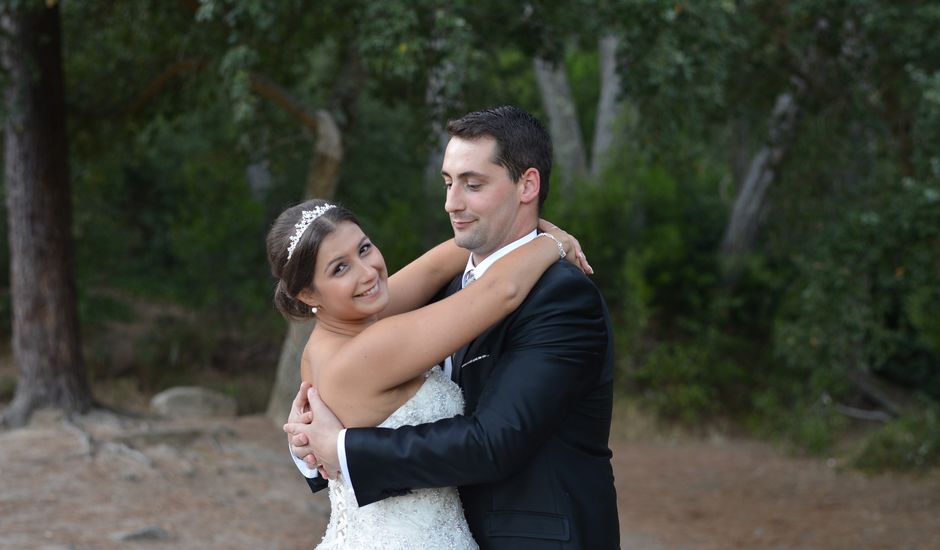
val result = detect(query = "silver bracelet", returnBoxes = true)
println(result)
[538,232,566,259]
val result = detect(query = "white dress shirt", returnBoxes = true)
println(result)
[293,230,540,501]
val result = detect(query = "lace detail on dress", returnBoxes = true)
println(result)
[316,367,477,550]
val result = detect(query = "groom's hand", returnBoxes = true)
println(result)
[284,387,343,477]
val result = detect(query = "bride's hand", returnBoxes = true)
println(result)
[538,218,594,275]
[287,381,319,468]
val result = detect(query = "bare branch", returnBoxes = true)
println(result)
[834,403,893,423]
[125,58,206,116]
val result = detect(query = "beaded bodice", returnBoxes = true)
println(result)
[315,367,477,550]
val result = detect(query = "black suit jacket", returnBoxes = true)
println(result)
[306,261,619,549]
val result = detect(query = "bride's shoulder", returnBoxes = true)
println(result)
[302,330,345,381]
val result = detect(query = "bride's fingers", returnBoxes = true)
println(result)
[569,237,593,275]
[289,382,312,422]
[560,235,585,273]
[578,250,593,275]
[283,422,309,439]
[293,381,311,409]
[541,223,593,275]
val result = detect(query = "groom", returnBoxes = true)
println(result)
[289,106,619,549]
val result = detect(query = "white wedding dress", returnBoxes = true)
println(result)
[315,366,478,550]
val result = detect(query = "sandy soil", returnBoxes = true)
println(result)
[1,407,938,550]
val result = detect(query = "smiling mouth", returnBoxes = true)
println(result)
[356,282,379,298]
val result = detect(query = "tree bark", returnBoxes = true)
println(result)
[422,128,450,248]
[591,35,623,176]
[422,38,462,249]
[125,58,206,116]
[535,36,625,189]
[729,116,751,198]
[1,3,93,427]
[265,319,316,426]
[720,90,800,269]
[533,56,588,194]
[248,73,343,200]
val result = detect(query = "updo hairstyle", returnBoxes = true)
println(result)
[266,199,360,320]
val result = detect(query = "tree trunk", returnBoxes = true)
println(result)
[720,90,800,274]
[591,35,624,176]
[533,56,588,194]
[1,3,92,427]
[303,110,342,199]
[265,319,316,426]
[535,36,625,189]
[422,40,461,249]
[722,114,751,195]
[422,128,450,249]
[251,74,345,425]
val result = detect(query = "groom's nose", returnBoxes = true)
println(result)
[444,186,462,213]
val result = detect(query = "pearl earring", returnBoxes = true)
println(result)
[311,306,318,314]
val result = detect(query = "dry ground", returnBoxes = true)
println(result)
[1,403,938,550]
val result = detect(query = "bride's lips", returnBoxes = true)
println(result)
[355,281,381,300]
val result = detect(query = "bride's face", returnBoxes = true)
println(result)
[305,221,389,322]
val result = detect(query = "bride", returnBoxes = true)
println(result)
[266,199,587,549]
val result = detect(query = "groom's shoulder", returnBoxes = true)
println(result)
[531,261,606,306]
[539,260,598,289]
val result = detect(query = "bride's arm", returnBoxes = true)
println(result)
[319,228,581,426]
[379,219,591,320]
[380,239,468,319]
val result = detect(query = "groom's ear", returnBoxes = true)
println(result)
[517,167,541,205]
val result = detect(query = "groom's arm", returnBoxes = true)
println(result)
[345,266,610,506]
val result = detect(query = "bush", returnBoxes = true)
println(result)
[853,407,940,472]
[772,176,940,405]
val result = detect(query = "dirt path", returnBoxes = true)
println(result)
[612,438,940,549]
[1,409,937,549]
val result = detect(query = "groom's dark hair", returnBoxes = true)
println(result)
[446,105,552,210]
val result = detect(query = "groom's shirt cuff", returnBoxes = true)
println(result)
[288,430,355,501]
[290,440,319,479]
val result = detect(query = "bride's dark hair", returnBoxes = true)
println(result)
[266,199,359,320]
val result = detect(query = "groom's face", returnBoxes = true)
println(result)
[442,136,526,262]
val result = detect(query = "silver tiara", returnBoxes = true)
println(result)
[286,204,336,261]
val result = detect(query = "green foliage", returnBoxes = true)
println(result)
[749,386,849,454]
[853,407,940,472]
[74,108,269,310]
[333,97,436,271]
[604,0,940,463]
[543,143,739,421]
[773,176,940,400]
[632,338,744,424]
